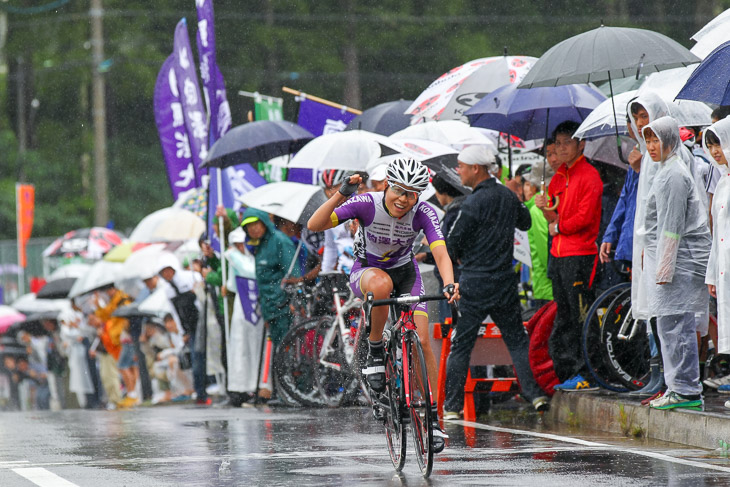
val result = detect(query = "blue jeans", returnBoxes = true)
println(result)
[444,277,544,412]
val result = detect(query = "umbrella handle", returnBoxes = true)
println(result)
[545,193,559,211]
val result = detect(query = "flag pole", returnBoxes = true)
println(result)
[281,86,363,115]
[216,168,230,350]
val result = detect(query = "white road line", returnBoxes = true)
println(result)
[11,468,79,487]
[451,419,730,474]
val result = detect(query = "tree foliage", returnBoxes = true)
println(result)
[0,0,726,239]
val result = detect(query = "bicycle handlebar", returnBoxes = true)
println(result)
[365,284,461,324]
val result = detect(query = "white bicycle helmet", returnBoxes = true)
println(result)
[386,158,430,191]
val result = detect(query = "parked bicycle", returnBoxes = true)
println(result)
[365,285,458,478]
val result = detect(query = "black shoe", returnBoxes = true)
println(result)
[363,351,386,393]
[432,424,448,453]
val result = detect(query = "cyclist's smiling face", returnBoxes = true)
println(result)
[385,182,419,217]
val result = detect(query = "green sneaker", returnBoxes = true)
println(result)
[650,391,703,410]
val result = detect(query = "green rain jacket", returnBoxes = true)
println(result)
[241,208,300,343]
[525,195,553,301]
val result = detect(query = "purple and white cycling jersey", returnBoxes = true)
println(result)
[331,192,445,269]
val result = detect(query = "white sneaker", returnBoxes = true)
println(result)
[704,375,730,389]
[725,400,730,410]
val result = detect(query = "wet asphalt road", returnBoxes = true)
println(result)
[2,404,730,486]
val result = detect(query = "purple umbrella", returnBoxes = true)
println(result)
[465,83,606,141]
[676,41,730,105]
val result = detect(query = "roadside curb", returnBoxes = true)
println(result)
[549,390,730,450]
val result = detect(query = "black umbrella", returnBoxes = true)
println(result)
[201,120,315,169]
[345,100,413,136]
[36,277,77,300]
[518,24,701,167]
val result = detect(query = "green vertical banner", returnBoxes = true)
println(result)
[254,97,287,181]
[254,98,283,121]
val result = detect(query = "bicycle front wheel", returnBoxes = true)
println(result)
[384,345,407,471]
[407,334,434,478]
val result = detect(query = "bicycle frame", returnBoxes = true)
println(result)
[318,290,363,372]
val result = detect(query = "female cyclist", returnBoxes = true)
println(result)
[308,158,460,452]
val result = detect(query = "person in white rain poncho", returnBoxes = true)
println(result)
[224,228,270,405]
[640,116,711,411]
[704,118,730,407]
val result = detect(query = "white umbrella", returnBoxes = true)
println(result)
[138,287,176,318]
[575,90,712,140]
[48,263,91,280]
[584,136,634,170]
[11,294,70,315]
[690,8,730,59]
[288,130,386,171]
[68,260,124,298]
[240,182,327,225]
[390,120,496,151]
[122,244,168,280]
[406,55,537,123]
[637,66,714,126]
[129,207,206,243]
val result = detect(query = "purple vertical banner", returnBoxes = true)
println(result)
[235,277,260,325]
[153,54,197,200]
[296,98,358,136]
[173,18,208,186]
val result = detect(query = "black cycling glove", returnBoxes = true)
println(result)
[338,173,360,197]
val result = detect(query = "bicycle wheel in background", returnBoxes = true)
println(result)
[599,289,650,390]
[313,316,358,407]
[274,318,328,408]
[383,341,407,472]
[582,283,632,392]
[408,334,434,478]
[351,308,372,405]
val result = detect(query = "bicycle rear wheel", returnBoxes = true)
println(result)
[599,290,650,390]
[274,318,328,408]
[407,334,433,478]
[313,316,359,407]
[582,283,631,392]
[383,345,406,471]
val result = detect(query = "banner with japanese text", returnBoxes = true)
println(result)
[296,98,357,137]
[173,18,208,186]
[154,55,197,200]
[16,184,35,268]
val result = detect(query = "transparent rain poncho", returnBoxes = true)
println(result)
[641,116,711,317]
[704,118,730,353]
[629,92,669,319]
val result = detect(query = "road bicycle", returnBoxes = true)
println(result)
[365,285,458,478]
[312,273,370,407]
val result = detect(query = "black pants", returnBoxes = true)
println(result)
[548,254,597,382]
[444,275,544,413]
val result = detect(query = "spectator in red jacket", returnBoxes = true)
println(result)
[535,121,603,391]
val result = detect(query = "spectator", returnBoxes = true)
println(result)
[641,117,711,410]
[59,308,95,408]
[90,285,132,409]
[157,254,209,405]
[535,121,603,391]
[703,118,730,403]
[445,145,548,416]
[368,164,388,192]
[224,228,267,406]
[522,163,555,307]
[240,208,299,348]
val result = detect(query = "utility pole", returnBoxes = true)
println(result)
[90,0,109,227]
[16,55,26,183]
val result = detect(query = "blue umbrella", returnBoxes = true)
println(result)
[201,120,314,169]
[345,100,413,135]
[465,83,606,141]
[676,41,730,105]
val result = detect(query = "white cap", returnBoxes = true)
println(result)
[458,145,497,165]
[228,227,246,244]
[369,164,388,181]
